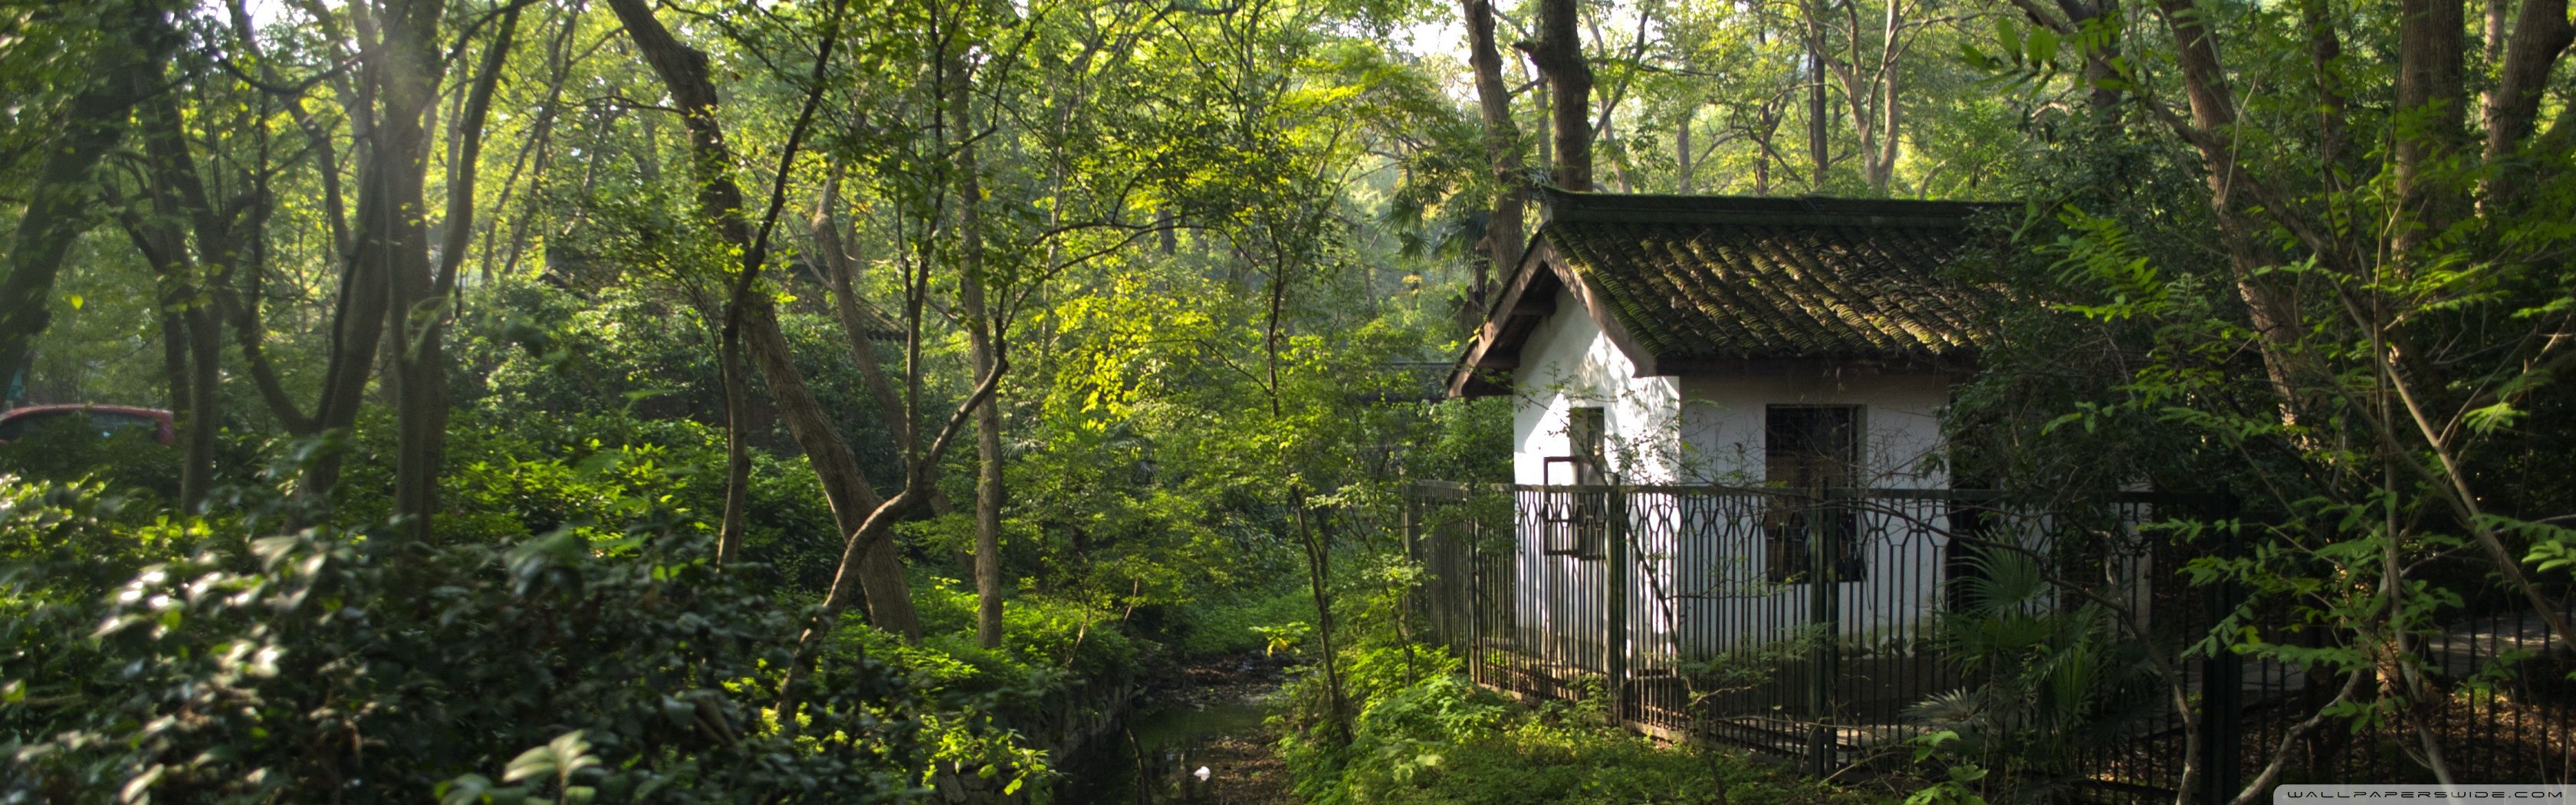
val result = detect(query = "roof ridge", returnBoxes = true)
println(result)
[1535,186,2009,228]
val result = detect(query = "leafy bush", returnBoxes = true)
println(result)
[1904,551,2165,803]
[1279,646,1880,805]
[329,409,845,592]
[820,575,1189,799]
[0,478,932,803]
[1160,588,1311,658]
[858,575,1147,698]
[0,416,182,503]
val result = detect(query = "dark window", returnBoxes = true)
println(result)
[1568,407,1605,484]
[0,411,73,441]
[89,412,156,437]
[1765,406,1864,583]
[1543,407,1609,558]
[0,411,159,442]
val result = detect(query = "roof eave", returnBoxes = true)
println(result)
[1444,236,1563,398]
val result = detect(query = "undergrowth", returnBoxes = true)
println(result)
[1278,646,1889,805]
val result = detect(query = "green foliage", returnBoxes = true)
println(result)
[822,576,1180,799]
[0,478,932,803]
[453,280,901,479]
[1279,647,1881,805]
[1165,589,1313,658]
[1905,551,2165,803]
[1901,733,1991,805]
[326,409,843,591]
[0,416,179,503]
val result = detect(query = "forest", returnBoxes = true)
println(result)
[0,0,2571,800]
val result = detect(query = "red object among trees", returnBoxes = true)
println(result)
[0,404,174,445]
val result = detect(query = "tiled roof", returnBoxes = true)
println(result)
[1451,191,2009,396]
[1544,216,1997,360]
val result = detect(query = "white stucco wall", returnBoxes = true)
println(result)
[1664,371,1956,659]
[1505,294,1964,667]
[1673,372,1951,488]
[1510,288,1682,486]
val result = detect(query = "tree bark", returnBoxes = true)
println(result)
[2051,0,2126,113]
[963,235,1006,651]
[0,3,176,394]
[2293,0,2355,187]
[1806,31,1829,189]
[2479,0,2572,202]
[119,199,221,512]
[1464,0,1526,312]
[949,58,1008,651]
[1676,113,1694,193]
[2150,0,2308,415]
[360,0,457,546]
[1874,2,1901,195]
[813,170,915,449]
[2391,0,2466,257]
[716,334,752,565]
[1528,0,1593,191]
[130,90,242,511]
[605,0,920,629]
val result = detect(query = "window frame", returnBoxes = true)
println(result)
[1541,406,1611,559]
[1762,404,1866,584]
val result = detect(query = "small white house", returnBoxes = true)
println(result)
[1444,189,2006,669]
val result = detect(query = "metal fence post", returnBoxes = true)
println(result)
[1605,485,1630,727]
[2199,492,2245,804]
[1403,487,1424,639]
[1806,488,1844,777]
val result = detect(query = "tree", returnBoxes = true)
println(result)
[1526,0,1595,191]
[0,0,182,401]
[600,0,941,649]
[1463,0,1525,317]
[1951,0,2576,793]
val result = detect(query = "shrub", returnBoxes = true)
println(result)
[1161,587,1311,658]
[0,416,181,503]
[1280,646,1881,805]
[0,478,932,803]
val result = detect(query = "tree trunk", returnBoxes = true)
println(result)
[1807,39,1829,189]
[2477,0,2571,202]
[130,93,233,511]
[364,0,455,546]
[716,334,751,564]
[0,4,175,393]
[743,300,918,629]
[814,170,914,449]
[2391,0,2466,257]
[964,254,1005,651]
[1873,10,1901,196]
[2056,0,2125,114]
[1529,0,1593,191]
[178,299,220,509]
[122,205,218,512]
[1532,72,1553,178]
[2150,0,2306,414]
[1675,113,1694,193]
[606,0,918,629]
[1464,0,1526,312]
[951,60,1007,651]
[298,196,393,498]
[1293,498,1352,745]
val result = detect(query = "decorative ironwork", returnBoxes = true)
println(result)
[1401,481,2576,801]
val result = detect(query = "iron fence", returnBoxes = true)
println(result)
[1401,481,2575,801]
